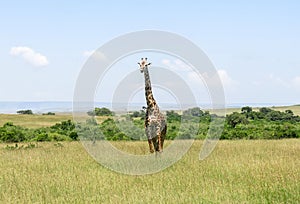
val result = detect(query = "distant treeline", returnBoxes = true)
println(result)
[17,109,55,115]
[97,106,300,141]
[1,107,300,143]
[0,120,77,143]
[223,107,300,139]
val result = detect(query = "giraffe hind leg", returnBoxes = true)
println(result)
[158,124,167,152]
[154,132,164,153]
[161,124,167,151]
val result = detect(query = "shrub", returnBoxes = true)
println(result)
[34,132,50,142]
[99,118,121,140]
[42,112,55,115]
[49,133,72,141]
[0,122,26,142]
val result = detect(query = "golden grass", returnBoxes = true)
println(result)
[0,114,72,129]
[0,114,110,129]
[0,140,299,203]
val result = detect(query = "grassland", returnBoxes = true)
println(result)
[0,140,299,203]
[0,105,299,203]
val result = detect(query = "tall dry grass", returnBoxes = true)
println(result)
[0,140,299,203]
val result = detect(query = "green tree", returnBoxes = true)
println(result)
[17,109,33,115]
[166,110,181,122]
[259,107,273,115]
[183,107,204,117]
[226,112,249,128]
[87,107,114,116]
[241,106,254,119]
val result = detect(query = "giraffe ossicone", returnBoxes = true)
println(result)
[138,58,167,153]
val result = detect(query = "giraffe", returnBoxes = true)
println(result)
[138,58,167,153]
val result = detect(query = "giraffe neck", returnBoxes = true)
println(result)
[143,67,157,108]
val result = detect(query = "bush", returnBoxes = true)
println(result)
[99,118,121,140]
[34,132,50,142]
[49,133,72,141]
[42,112,55,115]
[50,120,78,141]
[0,122,26,142]
[111,132,130,141]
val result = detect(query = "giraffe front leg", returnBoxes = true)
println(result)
[157,134,163,153]
[148,139,155,153]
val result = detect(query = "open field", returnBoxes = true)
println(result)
[0,140,299,203]
[0,114,110,129]
[0,114,72,129]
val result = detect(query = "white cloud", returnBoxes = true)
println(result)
[163,58,237,89]
[10,46,49,66]
[201,69,238,92]
[161,58,237,94]
[217,69,237,88]
[161,58,192,72]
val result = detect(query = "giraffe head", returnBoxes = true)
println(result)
[138,58,151,73]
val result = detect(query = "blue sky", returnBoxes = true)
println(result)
[1,0,300,105]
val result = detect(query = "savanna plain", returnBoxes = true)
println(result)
[0,107,299,203]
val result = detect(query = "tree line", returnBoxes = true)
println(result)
[1,106,299,143]
[0,120,77,143]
